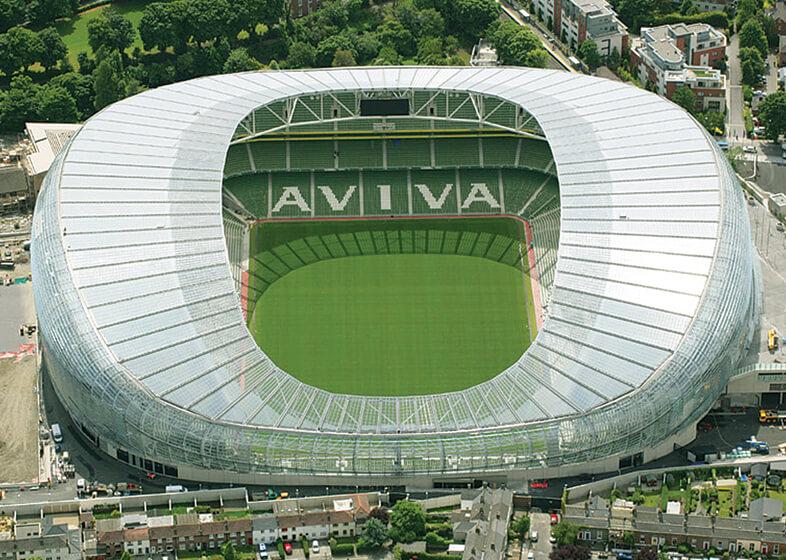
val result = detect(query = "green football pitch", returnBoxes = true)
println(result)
[249,248,532,396]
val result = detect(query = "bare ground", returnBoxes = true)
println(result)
[0,351,39,483]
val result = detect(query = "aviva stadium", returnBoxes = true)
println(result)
[32,67,760,486]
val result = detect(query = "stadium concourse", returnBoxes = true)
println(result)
[32,67,760,488]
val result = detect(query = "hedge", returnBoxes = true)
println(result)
[642,11,728,29]
[331,544,355,556]
[400,553,462,560]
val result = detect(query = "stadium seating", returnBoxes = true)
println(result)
[386,138,432,168]
[482,138,519,168]
[223,174,267,218]
[337,139,384,169]
[434,138,480,167]
[224,144,253,177]
[289,140,336,170]
[250,142,287,172]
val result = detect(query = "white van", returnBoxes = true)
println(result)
[165,485,187,493]
[51,423,63,443]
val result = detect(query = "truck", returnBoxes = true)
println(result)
[769,328,779,352]
[51,423,63,443]
[165,485,187,493]
[759,409,786,423]
[747,436,770,454]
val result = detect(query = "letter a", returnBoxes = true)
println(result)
[461,183,500,209]
[272,187,311,213]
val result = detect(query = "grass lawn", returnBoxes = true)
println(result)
[717,489,733,517]
[251,252,530,396]
[54,0,154,65]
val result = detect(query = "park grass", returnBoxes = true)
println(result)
[54,0,154,65]
[251,252,531,396]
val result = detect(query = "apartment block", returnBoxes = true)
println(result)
[532,0,628,56]
[631,23,727,111]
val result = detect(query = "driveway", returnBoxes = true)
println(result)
[524,513,554,560]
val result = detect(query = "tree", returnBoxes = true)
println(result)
[369,507,390,525]
[671,86,696,113]
[35,84,78,123]
[182,0,232,44]
[739,46,765,86]
[389,500,426,544]
[758,91,786,141]
[416,37,444,65]
[606,46,621,70]
[551,522,581,547]
[0,26,43,76]
[38,28,68,70]
[50,72,94,118]
[0,75,38,132]
[448,0,498,40]
[139,2,181,52]
[26,0,72,27]
[735,0,759,30]
[355,33,381,64]
[510,515,531,539]
[288,41,316,68]
[577,40,602,70]
[550,545,590,560]
[418,9,445,37]
[488,20,547,68]
[93,53,123,110]
[739,18,768,58]
[694,110,725,135]
[378,18,416,58]
[0,0,25,33]
[119,552,132,560]
[88,10,135,54]
[332,49,357,66]
[374,45,401,65]
[224,47,262,72]
[316,35,356,66]
[359,517,389,549]
[222,541,236,560]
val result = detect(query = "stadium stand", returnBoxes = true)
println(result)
[386,138,432,168]
[530,207,560,312]
[250,142,286,173]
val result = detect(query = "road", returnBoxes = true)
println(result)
[766,54,779,94]
[522,513,554,560]
[497,1,576,72]
[726,33,746,143]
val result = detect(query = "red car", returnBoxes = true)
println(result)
[283,542,293,555]
[550,513,560,525]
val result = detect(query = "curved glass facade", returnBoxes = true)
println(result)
[31,68,759,482]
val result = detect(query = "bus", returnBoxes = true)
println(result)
[51,423,63,443]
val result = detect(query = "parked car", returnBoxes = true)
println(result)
[312,540,320,554]
[528,552,535,560]
[549,534,557,544]
[743,145,757,153]
[283,542,293,555]
[530,531,538,542]
[550,513,559,525]
[258,544,268,560]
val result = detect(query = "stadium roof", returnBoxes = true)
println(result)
[46,67,737,436]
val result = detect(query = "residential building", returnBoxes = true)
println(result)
[0,165,30,215]
[0,519,81,560]
[769,0,786,35]
[452,488,514,560]
[252,515,279,545]
[23,123,80,196]
[778,36,786,66]
[631,23,727,111]
[692,0,732,12]
[290,0,319,17]
[531,0,628,56]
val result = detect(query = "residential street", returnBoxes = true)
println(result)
[766,54,779,94]
[726,33,746,143]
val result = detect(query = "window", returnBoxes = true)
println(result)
[117,449,130,463]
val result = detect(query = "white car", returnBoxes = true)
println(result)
[743,146,757,153]
[312,540,320,554]
[528,552,535,560]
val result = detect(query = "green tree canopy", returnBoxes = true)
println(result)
[416,37,444,65]
[739,46,765,86]
[389,500,426,544]
[577,39,603,70]
[35,85,79,123]
[758,91,786,141]
[510,515,531,539]
[359,517,389,549]
[38,27,68,70]
[221,541,236,560]
[139,2,181,52]
[224,47,262,72]
[448,0,498,40]
[87,9,135,54]
[0,0,25,33]
[488,20,547,68]
[0,75,38,132]
[739,18,768,58]
[50,72,94,119]
[93,51,123,111]
[287,41,316,68]
[551,521,581,547]
[671,86,696,113]
[26,0,73,27]
[332,48,357,66]
[0,26,44,76]
[316,34,356,66]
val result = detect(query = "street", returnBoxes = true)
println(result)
[522,513,554,560]
[726,33,746,142]
[497,1,576,72]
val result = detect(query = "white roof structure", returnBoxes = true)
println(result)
[31,67,759,481]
